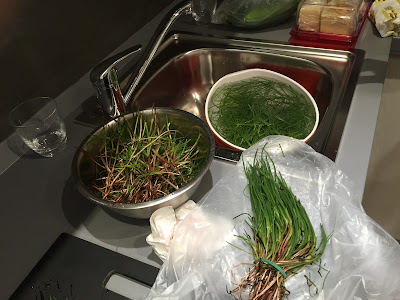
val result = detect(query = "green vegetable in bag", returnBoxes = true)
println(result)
[213,0,301,28]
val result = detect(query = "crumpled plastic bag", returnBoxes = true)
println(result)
[146,200,197,261]
[146,136,400,299]
[369,0,400,37]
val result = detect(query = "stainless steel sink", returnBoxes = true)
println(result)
[124,33,364,161]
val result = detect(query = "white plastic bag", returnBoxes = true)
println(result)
[369,0,400,38]
[147,136,400,299]
[146,200,198,261]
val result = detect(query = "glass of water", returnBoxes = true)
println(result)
[9,97,67,157]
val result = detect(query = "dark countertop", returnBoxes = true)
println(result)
[0,0,174,142]
[0,1,394,298]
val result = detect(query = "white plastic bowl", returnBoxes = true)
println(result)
[205,69,319,151]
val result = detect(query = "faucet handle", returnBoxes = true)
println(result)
[90,45,141,117]
[90,45,141,83]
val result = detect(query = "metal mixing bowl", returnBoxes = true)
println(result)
[72,107,215,219]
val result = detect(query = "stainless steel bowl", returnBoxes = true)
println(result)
[72,107,215,219]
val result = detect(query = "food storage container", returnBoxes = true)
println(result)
[289,0,371,49]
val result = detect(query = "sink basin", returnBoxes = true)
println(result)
[127,33,364,161]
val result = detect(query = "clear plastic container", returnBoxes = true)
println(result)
[290,0,370,45]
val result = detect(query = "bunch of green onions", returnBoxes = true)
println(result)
[87,111,205,204]
[230,150,328,299]
[209,77,316,149]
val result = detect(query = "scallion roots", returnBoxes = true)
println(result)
[230,149,328,299]
[86,111,206,204]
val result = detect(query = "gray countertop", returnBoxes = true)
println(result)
[0,1,393,298]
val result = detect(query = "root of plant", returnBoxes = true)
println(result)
[229,149,329,300]
[86,111,206,204]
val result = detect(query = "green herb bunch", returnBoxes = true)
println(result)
[88,111,205,204]
[230,150,328,299]
[210,77,316,149]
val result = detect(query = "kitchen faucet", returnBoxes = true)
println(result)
[90,0,216,118]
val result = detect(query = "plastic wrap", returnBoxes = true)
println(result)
[298,0,327,32]
[146,200,198,261]
[147,136,400,299]
[297,0,365,35]
[211,0,301,28]
[369,0,400,38]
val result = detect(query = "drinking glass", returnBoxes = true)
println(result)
[9,97,67,157]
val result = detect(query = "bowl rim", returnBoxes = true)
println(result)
[71,107,215,211]
[205,68,320,151]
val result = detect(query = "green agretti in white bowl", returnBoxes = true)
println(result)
[205,69,319,151]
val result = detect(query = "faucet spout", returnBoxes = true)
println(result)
[90,2,192,117]
[123,2,192,108]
